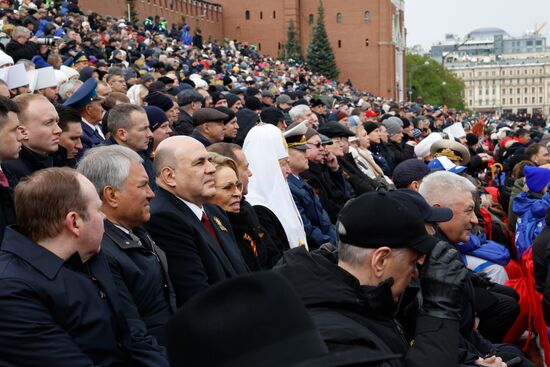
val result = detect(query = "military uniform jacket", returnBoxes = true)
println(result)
[0,226,168,367]
[101,220,177,346]
[145,188,249,306]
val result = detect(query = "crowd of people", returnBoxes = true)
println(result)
[1,0,550,366]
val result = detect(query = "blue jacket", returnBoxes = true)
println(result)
[0,226,168,366]
[79,120,104,157]
[456,233,510,267]
[288,174,336,249]
[512,191,550,258]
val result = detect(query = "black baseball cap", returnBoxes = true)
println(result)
[388,189,453,223]
[337,192,438,254]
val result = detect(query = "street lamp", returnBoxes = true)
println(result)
[408,60,430,102]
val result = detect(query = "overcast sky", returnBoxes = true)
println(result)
[405,0,550,52]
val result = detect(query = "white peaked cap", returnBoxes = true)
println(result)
[443,122,466,139]
[54,69,68,86]
[414,132,442,158]
[3,64,29,89]
[60,65,79,79]
[0,51,14,67]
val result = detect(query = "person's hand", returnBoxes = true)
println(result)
[420,241,467,320]
[475,355,507,367]
[478,153,490,162]
[325,152,339,171]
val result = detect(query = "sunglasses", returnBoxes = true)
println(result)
[308,142,322,148]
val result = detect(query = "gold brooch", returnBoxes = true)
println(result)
[212,216,228,232]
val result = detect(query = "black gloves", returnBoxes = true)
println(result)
[420,241,468,320]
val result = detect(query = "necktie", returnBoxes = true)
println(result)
[0,171,9,188]
[201,211,221,247]
[94,126,105,141]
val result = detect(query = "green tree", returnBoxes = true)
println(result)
[285,19,303,63]
[407,54,465,110]
[127,0,139,23]
[306,1,339,80]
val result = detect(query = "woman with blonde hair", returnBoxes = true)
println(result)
[208,152,279,270]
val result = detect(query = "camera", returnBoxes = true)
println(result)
[35,36,60,46]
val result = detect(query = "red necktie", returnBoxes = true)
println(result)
[201,211,221,247]
[0,171,9,188]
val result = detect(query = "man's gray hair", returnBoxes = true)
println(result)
[289,104,310,122]
[338,242,374,268]
[58,80,83,100]
[107,103,145,134]
[12,26,30,39]
[77,145,143,198]
[419,171,476,207]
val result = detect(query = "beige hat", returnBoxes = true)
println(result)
[430,139,471,166]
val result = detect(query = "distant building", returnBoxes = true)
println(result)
[429,27,550,114]
[78,0,406,100]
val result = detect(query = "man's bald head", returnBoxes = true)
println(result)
[154,136,204,177]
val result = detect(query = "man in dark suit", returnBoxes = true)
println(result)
[63,77,105,158]
[0,167,167,366]
[0,96,23,242]
[78,145,176,345]
[1,94,61,188]
[146,135,249,305]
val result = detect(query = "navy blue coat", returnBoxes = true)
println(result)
[1,145,53,188]
[80,120,104,157]
[101,220,176,346]
[288,174,336,249]
[0,226,168,367]
[145,188,249,305]
[190,130,213,147]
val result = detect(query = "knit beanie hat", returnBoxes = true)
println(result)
[383,118,403,137]
[144,91,173,112]
[525,166,550,193]
[225,93,240,109]
[363,122,379,135]
[144,105,168,131]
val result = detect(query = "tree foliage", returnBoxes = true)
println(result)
[284,19,303,63]
[407,53,465,110]
[306,1,338,80]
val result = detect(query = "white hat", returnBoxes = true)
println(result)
[60,65,79,80]
[3,63,29,89]
[414,132,442,158]
[28,66,57,92]
[54,69,68,86]
[443,122,466,139]
[0,51,14,68]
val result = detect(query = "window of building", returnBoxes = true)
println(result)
[278,42,281,50]
[532,97,535,103]
[540,96,543,103]
[245,10,250,20]
[469,100,473,106]
[510,98,513,104]
[524,97,528,103]
[364,11,371,21]
[517,98,520,104]
[338,40,342,48]
[525,87,528,93]
[260,11,263,19]
[541,87,544,93]
[309,14,314,24]
[336,12,342,23]
[273,10,276,18]
[502,89,505,95]
[503,98,506,104]
[365,38,369,47]
[517,88,520,93]
[532,87,535,93]
[258,43,261,51]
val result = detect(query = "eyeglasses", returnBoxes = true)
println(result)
[216,181,243,192]
[308,142,322,148]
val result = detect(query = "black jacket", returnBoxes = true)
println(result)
[339,153,381,194]
[0,226,168,366]
[301,161,351,223]
[5,39,39,63]
[0,184,14,243]
[225,200,284,271]
[174,109,194,136]
[273,246,460,367]
[1,145,54,188]
[145,188,249,305]
[101,220,176,345]
[383,141,415,173]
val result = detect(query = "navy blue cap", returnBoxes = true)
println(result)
[63,78,102,111]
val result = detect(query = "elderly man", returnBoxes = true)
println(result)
[190,108,228,147]
[5,26,39,63]
[420,171,530,365]
[1,94,61,187]
[0,96,23,241]
[105,104,156,190]
[78,145,176,345]
[63,78,105,156]
[288,104,318,128]
[107,71,128,93]
[274,192,468,366]
[0,167,167,366]
[175,89,204,136]
[145,136,249,306]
